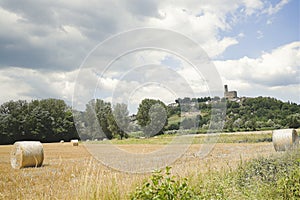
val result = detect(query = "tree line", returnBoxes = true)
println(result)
[0,99,77,145]
[167,96,300,132]
[0,96,299,144]
[224,97,300,131]
[75,98,167,140]
[0,98,167,144]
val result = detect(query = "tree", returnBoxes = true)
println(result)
[108,103,130,139]
[24,105,52,140]
[0,100,29,142]
[224,117,234,132]
[84,100,102,140]
[137,99,168,137]
[37,99,77,141]
[245,119,257,131]
[288,114,300,129]
[181,115,202,130]
[94,99,113,139]
[181,118,195,130]
[0,99,78,144]
[167,104,180,117]
[84,99,113,139]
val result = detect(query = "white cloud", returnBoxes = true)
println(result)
[0,67,77,104]
[0,0,282,69]
[242,0,264,15]
[237,32,245,38]
[263,0,290,15]
[266,19,273,24]
[147,3,240,57]
[215,41,300,102]
[0,0,296,108]
[203,37,239,57]
[256,30,264,39]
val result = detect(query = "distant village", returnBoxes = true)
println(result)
[166,84,243,109]
[130,85,241,121]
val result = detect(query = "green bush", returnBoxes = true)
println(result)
[131,150,300,200]
[235,150,300,199]
[236,151,300,186]
[277,165,300,199]
[131,167,198,200]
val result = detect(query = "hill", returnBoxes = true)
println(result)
[0,96,299,144]
[166,96,300,132]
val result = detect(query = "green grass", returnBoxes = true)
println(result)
[168,114,181,125]
[131,149,300,200]
[193,133,272,144]
[84,132,272,145]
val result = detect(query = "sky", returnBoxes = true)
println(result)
[0,0,299,113]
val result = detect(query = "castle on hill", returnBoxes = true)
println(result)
[224,85,237,100]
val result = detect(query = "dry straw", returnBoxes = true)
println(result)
[10,141,44,169]
[71,139,79,146]
[272,129,299,151]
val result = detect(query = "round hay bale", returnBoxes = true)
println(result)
[60,140,64,143]
[10,141,44,169]
[272,129,299,151]
[71,139,79,146]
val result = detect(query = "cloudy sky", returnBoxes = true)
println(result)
[0,0,299,112]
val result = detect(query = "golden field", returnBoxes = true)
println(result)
[0,133,278,200]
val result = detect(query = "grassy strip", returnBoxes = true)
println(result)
[85,132,272,145]
[193,149,300,199]
[193,133,272,144]
[131,149,300,199]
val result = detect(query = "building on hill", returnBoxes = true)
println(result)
[224,85,237,100]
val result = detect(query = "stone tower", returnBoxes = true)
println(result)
[224,85,228,93]
[224,85,237,100]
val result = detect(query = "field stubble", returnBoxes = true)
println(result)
[0,133,278,199]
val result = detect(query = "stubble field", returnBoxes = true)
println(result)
[0,132,279,199]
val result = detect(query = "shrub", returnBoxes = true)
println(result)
[167,123,179,131]
[236,150,300,186]
[131,167,198,200]
[277,165,300,199]
[235,150,300,199]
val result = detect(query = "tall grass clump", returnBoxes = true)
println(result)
[131,150,300,199]
[235,149,300,199]
[131,166,198,200]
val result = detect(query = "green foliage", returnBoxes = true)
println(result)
[277,166,300,199]
[94,99,113,139]
[287,113,300,129]
[167,96,300,132]
[83,99,113,140]
[192,133,272,144]
[183,149,300,199]
[1,95,299,143]
[167,104,180,117]
[167,123,180,130]
[136,99,168,136]
[194,170,235,200]
[222,97,299,132]
[0,99,77,144]
[131,167,198,200]
[108,103,130,140]
[181,115,202,130]
[235,150,300,199]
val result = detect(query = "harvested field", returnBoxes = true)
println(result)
[0,138,276,199]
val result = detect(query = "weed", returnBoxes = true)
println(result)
[131,166,198,200]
